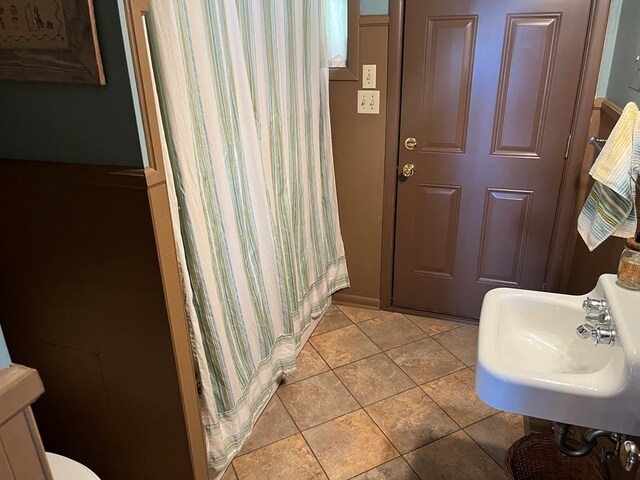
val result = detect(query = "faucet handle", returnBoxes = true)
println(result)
[592,324,616,346]
[582,297,608,311]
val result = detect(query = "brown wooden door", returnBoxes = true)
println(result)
[393,0,591,319]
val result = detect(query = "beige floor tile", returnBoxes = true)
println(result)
[386,337,465,384]
[282,343,330,385]
[350,457,420,480]
[233,433,327,480]
[220,465,237,480]
[421,368,498,428]
[336,305,380,323]
[405,315,462,336]
[334,353,415,406]
[303,410,399,480]
[465,412,524,465]
[310,325,380,368]
[239,395,298,455]
[365,388,458,454]
[404,430,504,480]
[358,314,426,350]
[312,305,353,337]
[278,371,359,430]
[433,325,479,366]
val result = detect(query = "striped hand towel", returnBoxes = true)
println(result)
[578,102,639,251]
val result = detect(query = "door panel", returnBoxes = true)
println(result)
[414,184,461,278]
[492,14,560,157]
[393,0,591,318]
[421,16,477,153]
[477,189,533,285]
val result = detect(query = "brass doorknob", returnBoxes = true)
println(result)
[404,137,417,150]
[401,164,415,177]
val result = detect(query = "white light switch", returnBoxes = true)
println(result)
[362,64,376,89]
[357,90,380,114]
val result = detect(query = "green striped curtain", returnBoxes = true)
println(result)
[147,0,349,474]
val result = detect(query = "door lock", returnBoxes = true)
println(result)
[401,164,416,177]
[404,137,417,150]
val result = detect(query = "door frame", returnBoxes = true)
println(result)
[379,0,613,311]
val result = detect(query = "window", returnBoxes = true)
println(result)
[327,0,348,67]
[327,0,360,81]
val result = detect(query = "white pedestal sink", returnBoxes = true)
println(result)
[476,274,640,435]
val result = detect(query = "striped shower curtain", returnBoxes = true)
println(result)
[147,0,349,474]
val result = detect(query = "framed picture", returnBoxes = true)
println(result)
[0,0,105,85]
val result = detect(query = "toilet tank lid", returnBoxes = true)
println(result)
[46,452,101,480]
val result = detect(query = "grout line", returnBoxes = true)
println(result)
[357,383,461,460]
[353,316,428,352]
[332,358,417,409]
[381,346,468,386]
[462,410,503,430]
[420,387,470,431]
[461,410,515,471]
[309,324,382,367]
[232,431,299,460]
[463,428,506,471]
[278,373,360,432]
[310,312,355,338]
[403,313,466,336]
[299,432,332,480]
[359,407,402,459]
[430,327,479,367]
[280,366,331,388]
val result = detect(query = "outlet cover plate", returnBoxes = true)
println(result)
[357,90,380,114]
[362,64,376,89]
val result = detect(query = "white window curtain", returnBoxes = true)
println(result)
[326,0,348,67]
[147,0,349,475]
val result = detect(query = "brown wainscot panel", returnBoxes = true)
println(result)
[420,16,477,154]
[477,188,533,285]
[414,184,461,278]
[492,14,560,157]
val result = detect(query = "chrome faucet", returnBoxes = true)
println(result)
[576,296,617,346]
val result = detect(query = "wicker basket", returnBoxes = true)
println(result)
[504,433,609,480]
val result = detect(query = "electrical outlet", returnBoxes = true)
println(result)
[362,64,376,89]
[357,90,380,114]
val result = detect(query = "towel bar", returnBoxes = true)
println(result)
[588,136,607,153]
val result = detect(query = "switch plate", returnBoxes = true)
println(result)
[357,90,380,114]
[362,64,376,89]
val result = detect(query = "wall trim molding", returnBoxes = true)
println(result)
[0,158,151,189]
[332,292,381,309]
[360,15,389,26]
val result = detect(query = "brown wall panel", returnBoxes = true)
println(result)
[414,185,461,278]
[492,14,560,157]
[0,161,193,480]
[331,18,389,306]
[477,189,533,286]
[565,99,630,295]
[421,16,477,153]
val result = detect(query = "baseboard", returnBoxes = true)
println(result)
[332,292,380,309]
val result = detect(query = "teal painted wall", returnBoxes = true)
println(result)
[0,325,10,370]
[361,0,388,15]
[0,1,145,167]
[605,0,640,106]
[596,0,623,97]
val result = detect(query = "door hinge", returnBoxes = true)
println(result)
[564,134,572,159]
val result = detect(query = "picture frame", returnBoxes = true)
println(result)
[0,0,105,85]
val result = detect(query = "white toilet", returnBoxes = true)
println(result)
[46,453,101,480]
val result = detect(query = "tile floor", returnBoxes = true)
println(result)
[224,305,524,480]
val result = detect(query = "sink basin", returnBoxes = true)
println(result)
[476,274,640,435]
